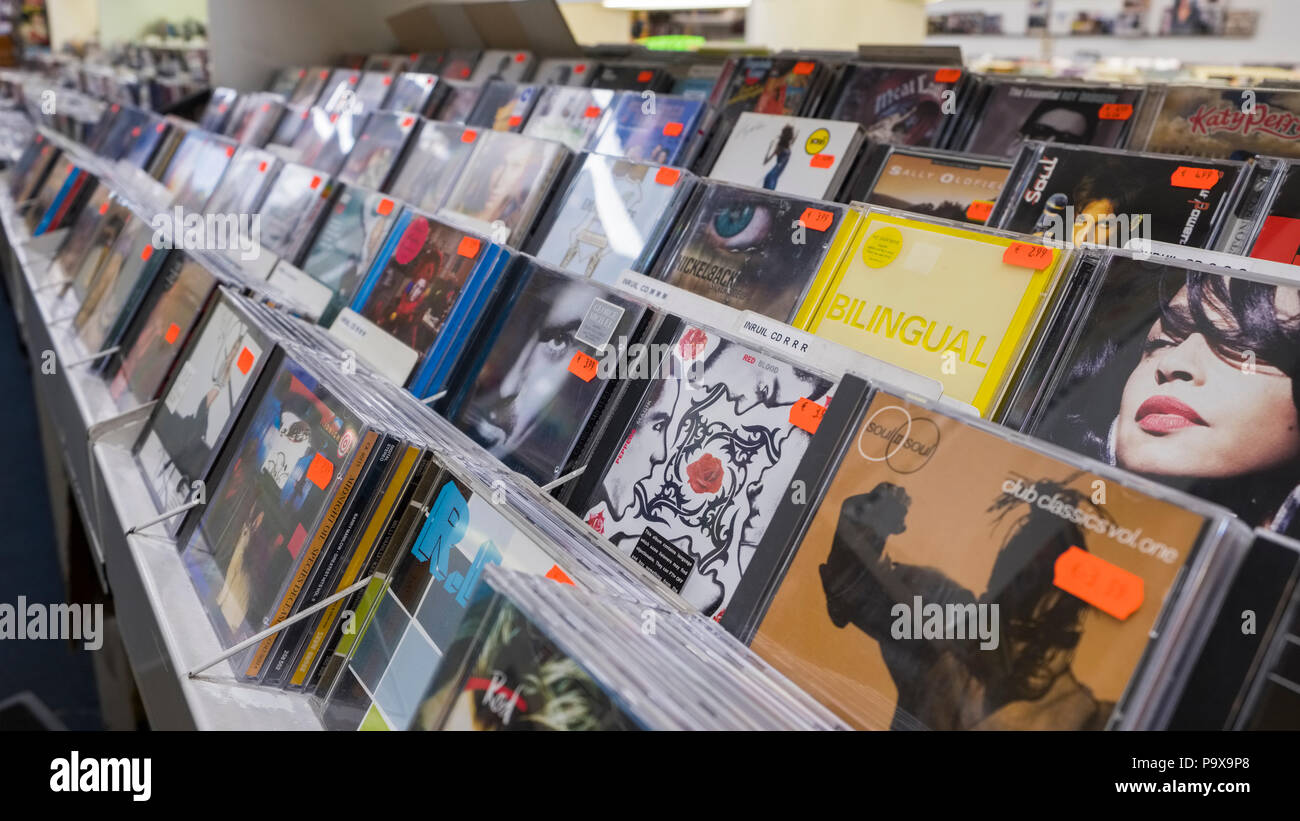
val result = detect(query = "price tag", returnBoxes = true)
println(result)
[1053,546,1144,620]
[1171,166,1223,189]
[574,64,586,74]
[309,175,321,190]
[164,323,180,345]
[461,129,478,143]
[130,126,141,137]
[793,61,816,75]
[236,347,255,374]
[376,198,394,216]
[156,122,165,133]
[306,453,335,490]
[401,116,414,128]
[935,68,962,83]
[225,145,235,157]
[637,70,654,82]
[382,76,392,85]
[584,106,602,119]
[545,565,575,586]
[789,397,826,434]
[568,351,599,382]
[457,236,481,257]
[140,245,153,261]
[663,121,684,137]
[809,154,834,169]
[258,161,268,173]
[1098,103,1133,120]
[799,208,834,232]
[515,53,527,63]
[98,201,109,215]
[507,115,523,128]
[1003,241,1053,269]
[966,200,994,222]
[654,167,680,186]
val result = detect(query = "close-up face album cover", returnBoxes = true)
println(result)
[2,0,1300,792]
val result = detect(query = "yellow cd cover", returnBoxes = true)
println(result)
[794,209,1066,416]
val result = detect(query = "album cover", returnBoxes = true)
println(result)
[433,80,484,125]
[521,86,615,151]
[386,121,476,213]
[298,187,403,326]
[734,390,1213,730]
[268,104,308,149]
[1023,254,1300,539]
[438,50,482,82]
[319,470,572,730]
[438,131,569,246]
[51,185,116,285]
[960,81,1144,159]
[23,158,80,232]
[73,219,169,358]
[465,81,540,133]
[708,112,862,199]
[411,591,638,731]
[200,87,238,132]
[1142,85,1300,160]
[1248,160,1300,264]
[288,107,336,167]
[588,91,707,167]
[32,166,96,237]
[338,111,418,190]
[204,146,280,216]
[714,57,824,122]
[226,94,285,147]
[652,182,850,322]
[449,263,646,485]
[342,213,495,387]
[995,143,1244,249]
[168,135,236,211]
[134,293,273,522]
[180,355,367,650]
[468,50,534,84]
[267,67,302,98]
[797,209,1067,417]
[11,138,59,204]
[533,153,692,285]
[290,67,333,106]
[384,72,444,116]
[591,64,671,93]
[255,163,338,263]
[313,110,372,175]
[121,113,169,171]
[108,252,217,408]
[852,146,1010,225]
[673,62,725,101]
[353,70,396,113]
[319,69,363,113]
[532,58,598,87]
[581,324,835,617]
[822,63,962,148]
[87,105,150,162]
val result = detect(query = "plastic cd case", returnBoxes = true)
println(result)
[650,180,853,323]
[386,120,476,213]
[532,58,598,87]
[297,186,403,326]
[1239,158,1300,263]
[843,144,1011,225]
[723,384,1250,730]
[819,62,965,149]
[224,93,286,147]
[383,72,447,117]
[991,141,1248,250]
[464,81,540,133]
[1137,84,1300,160]
[795,206,1071,419]
[337,111,418,191]
[587,91,708,168]
[520,86,615,151]
[953,78,1146,159]
[469,50,535,84]
[199,87,238,133]
[590,64,674,93]
[289,67,333,106]
[529,152,695,286]
[432,79,483,125]
[254,162,338,263]
[707,111,864,200]
[204,145,280,216]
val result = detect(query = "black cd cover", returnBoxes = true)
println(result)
[822,63,962,148]
[959,80,1144,159]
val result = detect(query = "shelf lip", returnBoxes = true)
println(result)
[2,190,322,731]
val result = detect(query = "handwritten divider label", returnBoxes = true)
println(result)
[1053,546,1144,620]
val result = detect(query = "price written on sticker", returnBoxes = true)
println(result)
[809,154,834,169]
[1171,166,1223,189]
[568,351,599,382]
[799,208,834,232]
[966,200,994,222]
[1052,546,1145,620]
[1098,103,1133,120]
[1003,241,1053,269]
[789,397,826,434]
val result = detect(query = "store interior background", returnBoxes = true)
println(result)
[1,0,1294,730]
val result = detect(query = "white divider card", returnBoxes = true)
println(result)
[265,258,333,320]
[326,307,420,387]
[613,269,740,332]
[1137,239,1300,286]
[732,309,944,403]
[230,241,280,281]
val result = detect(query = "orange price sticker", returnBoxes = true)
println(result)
[809,154,834,169]
[799,207,834,232]
[1171,166,1223,189]
[568,351,599,382]
[574,63,586,74]
[401,116,414,128]
[257,161,268,173]
[584,105,602,119]
[164,323,180,345]
[507,115,523,128]
[140,245,154,261]
[515,53,527,63]
[309,175,321,190]
[662,121,684,137]
[301,109,310,119]
[1003,241,1053,269]
[461,128,478,143]
[637,70,653,82]
[457,236,481,257]
[306,453,335,490]
[545,565,576,586]
[654,167,680,186]
[236,347,255,375]
[966,199,994,222]
[130,127,141,137]
[329,112,339,123]
[793,61,816,75]
[98,201,109,215]
[935,68,962,83]
[459,68,470,78]
[382,76,392,85]
[156,122,165,133]
[319,69,329,79]
[1053,546,1144,620]
[376,198,394,216]
[348,74,358,85]
[789,397,826,434]
[1098,103,1133,120]
[225,145,235,157]
[261,103,270,112]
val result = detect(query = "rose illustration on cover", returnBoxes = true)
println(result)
[686,453,724,494]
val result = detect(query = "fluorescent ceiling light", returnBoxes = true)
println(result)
[602,0,751,9]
